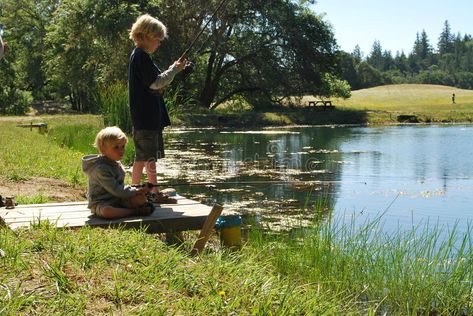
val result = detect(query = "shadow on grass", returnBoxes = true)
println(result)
[179,107,369,128]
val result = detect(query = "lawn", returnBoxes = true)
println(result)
[312,84,473,123]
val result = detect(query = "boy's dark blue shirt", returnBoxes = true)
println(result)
[128,47,171,130]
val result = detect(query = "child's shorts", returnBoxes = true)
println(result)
[91,198,128,217]
[133,129,165,161]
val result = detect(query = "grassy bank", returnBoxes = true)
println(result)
[1,210,472,314]
[325,84,473,124]
[1,115,473,314]
[0,115,136,187]
[177,84,473,127]
[0,223,355,315]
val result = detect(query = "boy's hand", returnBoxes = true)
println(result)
[175,57,187,71]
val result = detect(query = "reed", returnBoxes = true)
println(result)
[252,209,473,315]
[97,81,132,134]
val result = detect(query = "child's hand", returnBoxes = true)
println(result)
[137,187,149,194]
[174,57,187,71]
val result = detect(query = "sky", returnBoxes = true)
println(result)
[312,0,473,57]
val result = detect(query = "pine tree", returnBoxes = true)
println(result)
[367,40,384,70]
[438,20,454,54]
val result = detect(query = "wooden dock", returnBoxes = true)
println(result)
[0,195,222,234]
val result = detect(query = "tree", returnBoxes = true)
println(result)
[412,30,433,70]
[182,0,340,109]
[356,61,383,88]
[394,51,409,74]
[3,0,343,112]
[337,51,360,89]
[0,0,59,99]
[44,0,142,112]
[352,45,363,64]
[367,40,384,70]
[438,20,454,55]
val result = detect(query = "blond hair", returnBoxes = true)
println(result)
[129,14,167,44]
[94,126,127,154]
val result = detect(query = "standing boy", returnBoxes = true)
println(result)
[128,14,186,203]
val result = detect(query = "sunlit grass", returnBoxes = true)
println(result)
[302,84,473,124]
[0,224,356,315]
[250,209,473,315]
[0,115,137,186]
[0,121,88,185]
[328,84,473,113]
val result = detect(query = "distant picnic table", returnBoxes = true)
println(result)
[308,100,333,108]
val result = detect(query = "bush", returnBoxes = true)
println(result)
[455,71,473,89]
[0,59,32,115]
[0,87,31,115]
[416,70,455,86]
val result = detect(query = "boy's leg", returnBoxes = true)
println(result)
[145,160,158,193]
[131,161,145,185]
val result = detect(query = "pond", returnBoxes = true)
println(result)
[158,124,473,234]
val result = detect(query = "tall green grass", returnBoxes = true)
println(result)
[97,81,132,135]
[0,119,136,185]
[0,224,357,315]
[250,209,473,315]
[97,82,190,134]
[46,123,135,165]
[2,197,470,314]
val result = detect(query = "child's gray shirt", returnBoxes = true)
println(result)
[82,154,137,210]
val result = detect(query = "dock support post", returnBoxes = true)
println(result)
[191,204,223,255]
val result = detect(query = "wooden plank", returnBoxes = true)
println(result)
[191,204,224,255]
[0,196,222,234]
[0,197,203,220]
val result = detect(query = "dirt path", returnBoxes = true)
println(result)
[0,177,86,202]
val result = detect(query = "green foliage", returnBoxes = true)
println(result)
[97,81,132,135]
[417,69,455,86]
[0,30,32,115]
[356,61,384,88]
[320,73,351,99]
[0,86,31,115]
[342,20,473,90]
[1,0,342,113]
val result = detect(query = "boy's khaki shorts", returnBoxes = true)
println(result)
[133,129,165,161]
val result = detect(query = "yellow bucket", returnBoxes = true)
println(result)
[216,215,242,249]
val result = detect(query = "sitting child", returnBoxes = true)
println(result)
[82,126,153,219]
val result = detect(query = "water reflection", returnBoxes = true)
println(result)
[159,125,473,235]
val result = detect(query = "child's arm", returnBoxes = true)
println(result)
[94,168,139,199]
[149,57,187,90]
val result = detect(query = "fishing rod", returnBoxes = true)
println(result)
[176,0,229,80]
[132,180,342,189]
[179,0,229,61]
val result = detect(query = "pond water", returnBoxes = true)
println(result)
[159,125,473,234]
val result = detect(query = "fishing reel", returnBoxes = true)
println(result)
[180,61,195,81]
